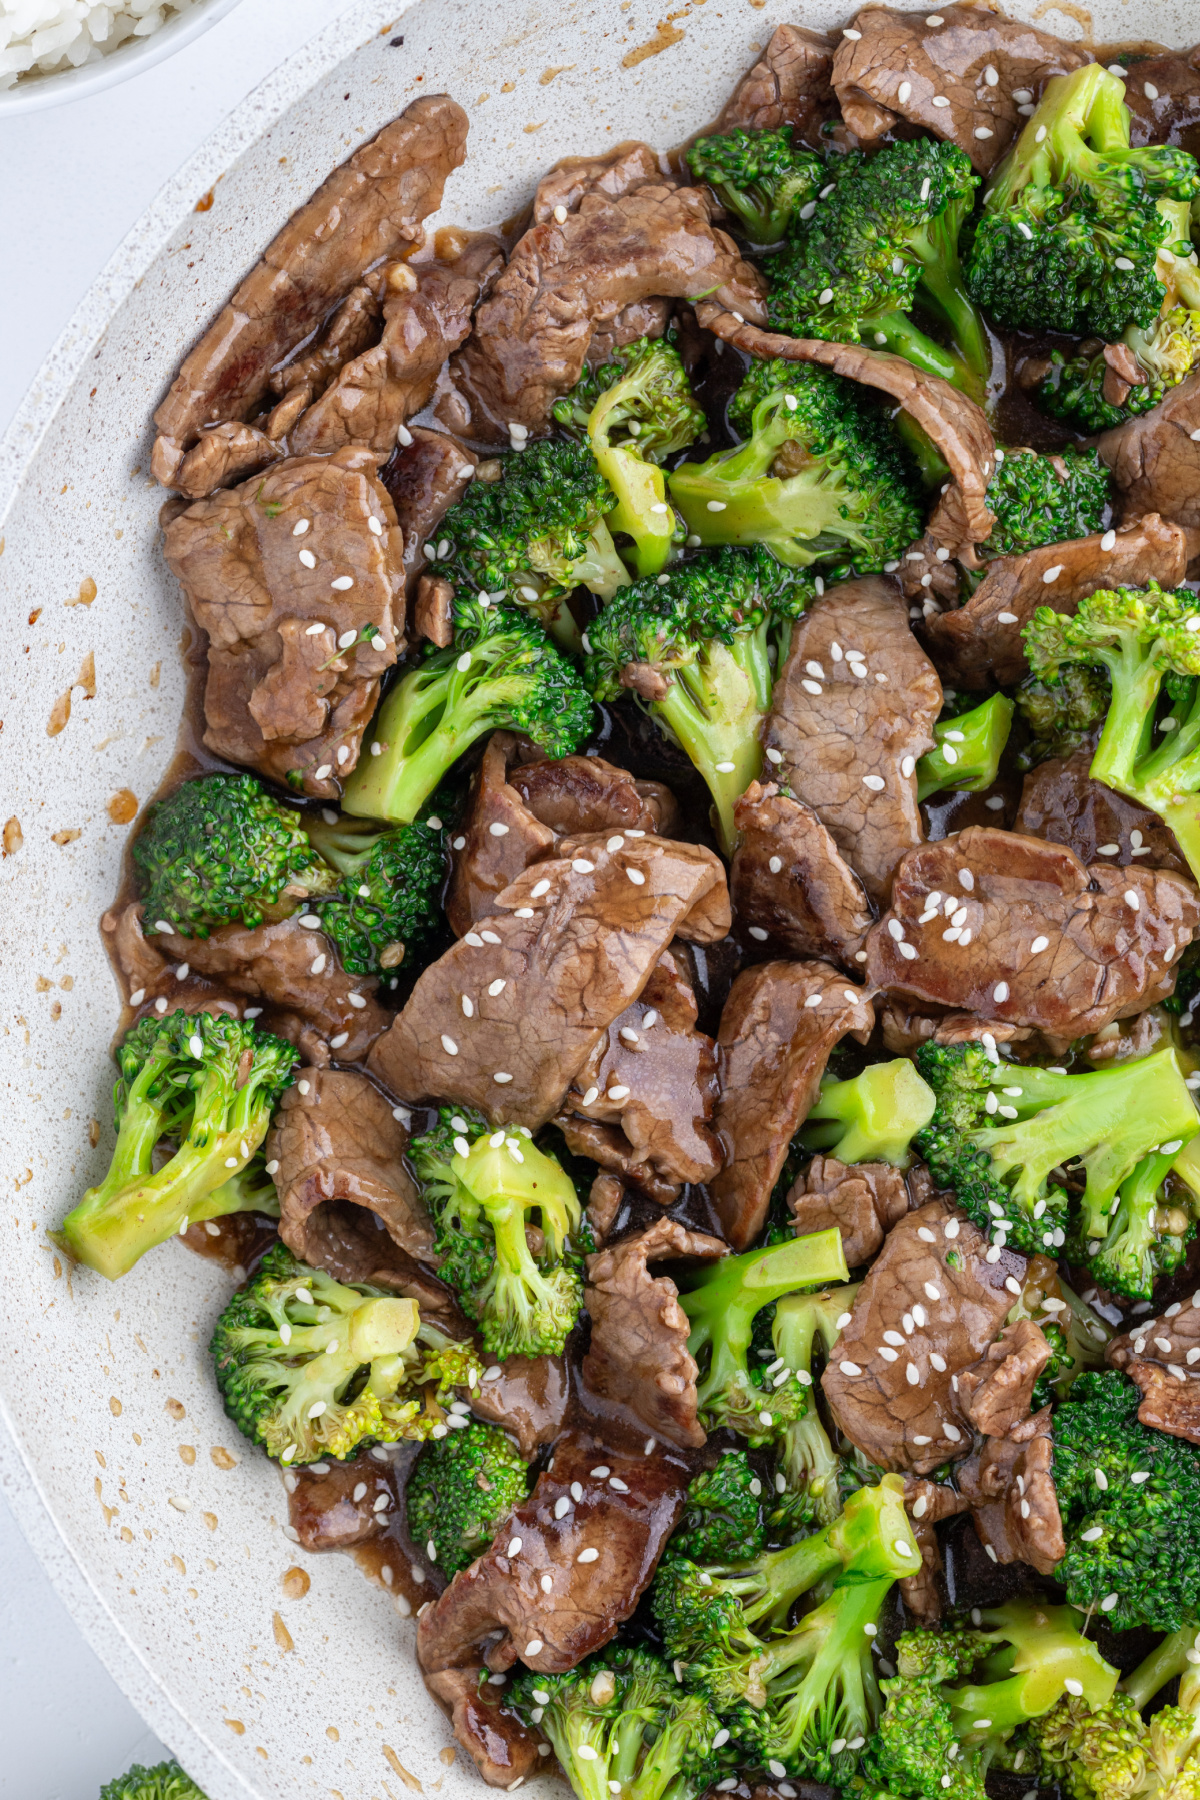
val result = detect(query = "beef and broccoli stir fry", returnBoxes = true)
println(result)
[60,13,1200,1797]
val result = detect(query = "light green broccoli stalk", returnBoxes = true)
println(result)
[916,696,1015,802]
[800,1058,937,1166]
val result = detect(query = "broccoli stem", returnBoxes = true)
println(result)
[946,1603,1119,1736]
[1087,635,1171,798]
[917,254,993,391]
[594,446,675,579]
[801,1059,937,1165]
[772,1289,858,1522]
[916,695,1015,802]
[1122,1623,1197,1710]
[653,624,773,855]
[870,311,981,395]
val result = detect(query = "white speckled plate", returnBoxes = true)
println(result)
[0,1,1186,1794]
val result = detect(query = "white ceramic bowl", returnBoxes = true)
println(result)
[0,0,1188,1794]
[0,0,246,114]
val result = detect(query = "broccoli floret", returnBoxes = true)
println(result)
[133,772,336,939]
[966,64,1200,339]
[677,1229,849,1443]
[507,1644,729,1800]
[406,1419,529,1575]
[342,598,593,827]
[673,1453,770,1564]
[1053,1369,1200,1632]
[1034,1624,1200,1800]
[916,695,1015,801]
[770,1287,860,1523]
[1078,1142,1197,1301]
[765,139,988,394]
[864,1602,1119,1800]
[56,1010,297,1280]
[552,337,705,579]
[190,1150,281,1225]
[427,438,627,645]
[410,1107,584,1359]
[585,545,811,854]
[800,1057,937,1164]
[210,1241,481,1465]
[1014,664,1112,770]
[914,1042,1198,1259]
[980,446,1112,565]
[100,1763,208,1800]
[667,358,923,577]
[687,127,824,244]
[302,809,446,978]
[1024,582,1200,885]
[1039,307,1200,433]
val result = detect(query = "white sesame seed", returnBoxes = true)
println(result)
[766,747,783,765]
[863,774,885,791]
[1144,81,1159,98]
[932,94,950,107]
[577,1547,599,1562]
[800,679,823,696]
[493,1071,513,1084]
[706,500,727,512]
[898,80,912,102]
[714,759,738,772]
[840,1361,862,1376]
[843,25,862,36]
[626,867,646,885]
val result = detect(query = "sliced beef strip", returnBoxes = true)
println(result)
[424,1668,541,1789]
[266,1067,437,1286]
[902,1476,969,1624]
[532,141,668,222]
[731,781,874,965]
[1097,371,1200,530]
[415,1432,688,1675]
[715,22,836,145]
[1121,46,1200,148]
[822,1199,1026,1476]
[582,1217,727,1451]
[379,426,477,599]
[763,577,942,906]
[957,1406,1065,1575]
[171,421,283,502]
[831,5,1087,175]
[269,282,383,402]
[556,949,722,1201]
[413,573,455,648]
[1108,1298,1200,1444]
[692,305,997,547]
[289,236,504,457]
[369,834,728,1128]
[708,961,875,1251]
[152,95,468,488]
[439,184,767,443]
[287,1449,399,1553]
[163,448,405,800]
[1015,744,1189,879]
[510,758,679,839]
[864,825,1200,1040]
[587,1173,627,1247]
[466,1355,570,1459]
[787,1156,910,1269]
[957,1318,1054,1438]
[878,998,1032,1053]
[920,516,1193,690]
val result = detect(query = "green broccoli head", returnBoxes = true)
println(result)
[668,358,924,577]
[770,1286,860,1524]
[133,773,336,939]
[979,446,1111,563]
[1053,1369,1200,1633]
[1075,1144,1197,1301]
[341,598,594,826]
[210,1242,481,1465]
[966,64,1200,338]
[100,1763,208,1800]
[1014,664,1111,770]
[56,1010,297,1280]
[1038,307,1200,434]
[1023,581,1200,885]
[672,1452,769,1564]
[1033,1690,1155,1800]
[765,138,988,393]
[303,809,447,979]
[410,1109,584,1359]
[406,1419,529,1575]
[916,695,1015,801]
[800,1057,937,1165]
[687,127,824,243]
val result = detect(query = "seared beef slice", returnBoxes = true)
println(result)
[716,22,836,143]
[788,1156,910,1268]
[731,780,873,963]
[1109,1298,1200,1444]
[164,451,405,799]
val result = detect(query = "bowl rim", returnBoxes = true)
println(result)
[0,0,248,115]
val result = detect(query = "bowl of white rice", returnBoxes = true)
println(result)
[0,0,245,109]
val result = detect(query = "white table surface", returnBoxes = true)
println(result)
[0,5,360,1793]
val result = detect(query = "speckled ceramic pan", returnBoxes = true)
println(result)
[0,1,1187,1794]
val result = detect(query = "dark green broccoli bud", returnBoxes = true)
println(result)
[1014,664,1111,770]
[801,1058,936,1165]
[668,358,924,576]
[56,1011,297,1280]
[979,445,1111,564]
[506,1644,730,1800]
[133,772,336,939]
[584,545,812,854]
[966,64,1200,339]
[406,1419,529,1575]
[678,1230,849,1443]
[210,1241,482,1465]
[1052,1370,1200,1633]
[914,1041,1197,1259]
[765,138,988,395]
[426,438,627,646]
[687,126,823,244]
[1024,581,1200,885]
[100,1762,208,1800]
[342,598,594,827]
[303,809,446,979]
[863,1602,1119,1800]
[410,1107,584,1359]
[552,336,705,579]
[1038,307,1200,433]
[673,1452,769,1564]
[916,694,1014,801]
[770,1287,860,1524]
